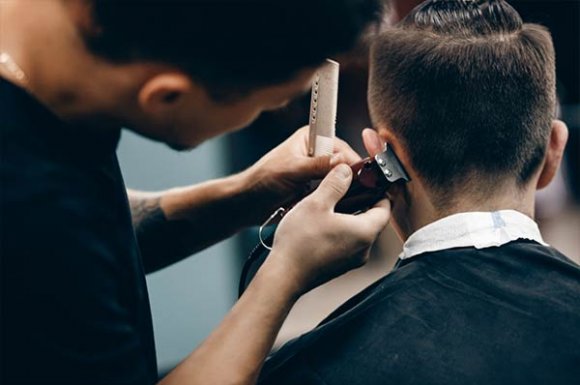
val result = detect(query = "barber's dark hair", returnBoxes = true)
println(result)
[369,0,556,207]
[87,0,382,101]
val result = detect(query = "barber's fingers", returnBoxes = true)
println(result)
[309,164,352,209]
[333,137,362,165]
[302,137,360,178]
[352,199,391,234]
[362,128,385,158]
[295,139,358,182]
[294,154,335,180]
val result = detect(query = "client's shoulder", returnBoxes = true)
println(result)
[260,242,580,385]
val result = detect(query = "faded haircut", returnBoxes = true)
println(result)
[368,0,556,207]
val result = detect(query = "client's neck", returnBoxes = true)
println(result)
[395,178,537,242]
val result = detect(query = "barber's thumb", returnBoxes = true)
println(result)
[311,164,352,208]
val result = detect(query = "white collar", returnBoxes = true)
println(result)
[400,210,548,260]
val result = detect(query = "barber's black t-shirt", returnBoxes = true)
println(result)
[0,78,157,384]
[258,240,580,385]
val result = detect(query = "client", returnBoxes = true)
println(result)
[257,0,580,384]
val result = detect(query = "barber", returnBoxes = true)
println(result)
[0,1,389,384]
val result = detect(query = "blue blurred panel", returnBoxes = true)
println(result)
[117,130,238,373]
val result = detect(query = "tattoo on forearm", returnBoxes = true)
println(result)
[129,196,163,231]
[129,192,243,274]
[129,195,192,273]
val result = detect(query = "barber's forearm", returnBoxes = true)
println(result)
[158,255,300,385]
[156,164,391,385]
[128,172,264,274]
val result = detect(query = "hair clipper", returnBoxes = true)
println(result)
[239,59,410,296]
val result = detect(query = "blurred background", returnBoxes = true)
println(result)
[117,0,580,375]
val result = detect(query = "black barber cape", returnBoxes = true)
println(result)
[0,78,157,384]
[258,240,580,385]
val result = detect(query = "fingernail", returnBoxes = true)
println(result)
[335,164,351,179]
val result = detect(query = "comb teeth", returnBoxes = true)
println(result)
[308,59,339,157]
[314,135,335,157]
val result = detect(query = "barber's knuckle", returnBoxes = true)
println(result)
[327,181,346,197]
[359,226,378,244]
[303,196,323,212]
[334,138,346,148]
[315,156,331,171]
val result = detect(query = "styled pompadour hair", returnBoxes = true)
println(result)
[369,0,556,207]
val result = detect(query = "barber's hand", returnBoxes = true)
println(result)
[265,164,391,295]
[240,126,361,224]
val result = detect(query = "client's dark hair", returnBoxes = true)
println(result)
[369,0,556,207]
[86,0,382,101]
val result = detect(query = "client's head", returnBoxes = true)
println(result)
[366,0,568,238]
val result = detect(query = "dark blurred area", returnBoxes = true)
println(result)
[224,0,580,345]
[511,1,580,202]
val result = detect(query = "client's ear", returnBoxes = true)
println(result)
[537,119,569,190]
[362,128,385,157]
